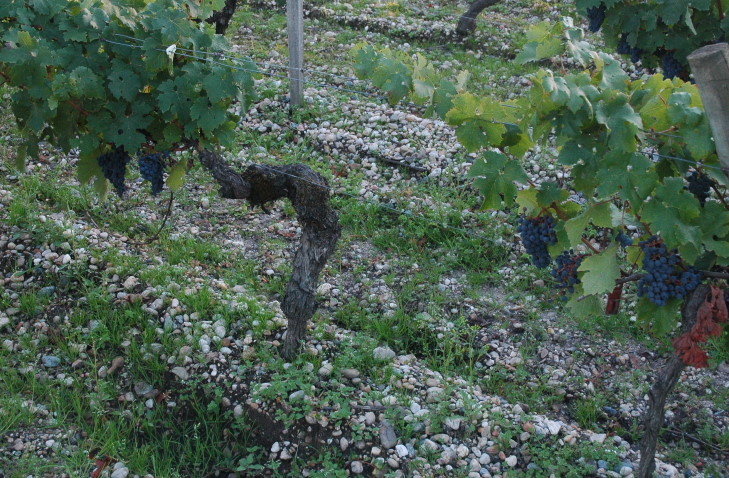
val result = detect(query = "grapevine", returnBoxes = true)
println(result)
[0,0,258,195]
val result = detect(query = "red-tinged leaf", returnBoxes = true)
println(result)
[676,342,709,368]
[90,456,113,478]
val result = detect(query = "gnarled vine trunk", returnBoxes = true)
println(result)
[637,285,709,478]
[456,0,501,36]
[206,0,238,35]
[199,150,341,359]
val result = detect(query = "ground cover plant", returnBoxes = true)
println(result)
[1,0,728,477]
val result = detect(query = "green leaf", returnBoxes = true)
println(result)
[595,94,642,153]
[190,98,227,135]
[635,297,680,335]
[93,172,109,200]
[371,57,412,105]
[640,177,702,261]
[432,79,457,120]
[77,154,102,185]
[565,290,603,317]
[351,44,379,80]
[516,188,540,215]
[577,243,621,295]
[468,151,529,208]
[166,160,187,191]
[455,120,505,152]
[564,202,614,246]
[203,72,238,103]
[536,181,568,206]
[108,61,141,101]
[697,202,729,260]
[445,93,512,125]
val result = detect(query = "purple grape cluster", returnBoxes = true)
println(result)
[616,34,643,63]
[551,250,583,295]
[97,146,130,197]
[686,171,713,206]
[138,152,167,196]
[516,215,557,269]
[661,51,683,80]
[616,229,632,248]
[586,5,606,33]
[637,237,702,306]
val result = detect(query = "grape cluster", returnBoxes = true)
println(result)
[637,237,702,306]
[686,171,713,206]
[661,51,683,80]
[586,5,606,33]
[551,250,583,295]
[138,152,167,196]
[616,34,643,63]
[96,146,130,197]
[516,215,557,269]
[616,229,632,248]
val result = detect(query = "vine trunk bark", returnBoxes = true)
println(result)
[199,150,341,359]
[456,0,501,36]
[636,284,709,478]
[207,0,238,35]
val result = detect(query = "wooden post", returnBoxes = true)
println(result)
[286,0,304,108]
[687,43,729,171]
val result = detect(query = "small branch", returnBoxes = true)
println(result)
[581,237,600,254]
[717,0,725,20]
[710,183,729,211]
[616,273,643,285]
[66,100,89,117]
[701,270,729,280]
[664,426,729,454]
[127,192,175,246]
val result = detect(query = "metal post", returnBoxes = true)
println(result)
[287,0,304,107]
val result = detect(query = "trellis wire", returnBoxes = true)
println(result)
[100,39,725,173]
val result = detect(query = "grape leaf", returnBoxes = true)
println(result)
[455,120,504,152]
[578,243,621,295]
[468,151,529,208]
[636,297,680,335]
[166,160,187,191]
[595,94,641,152]
[190,98,227,135]
[564,202,614,246]
[566,290,603,317]
[640,177,702,261]
[516,188,540,215]
[108,61,141,101]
